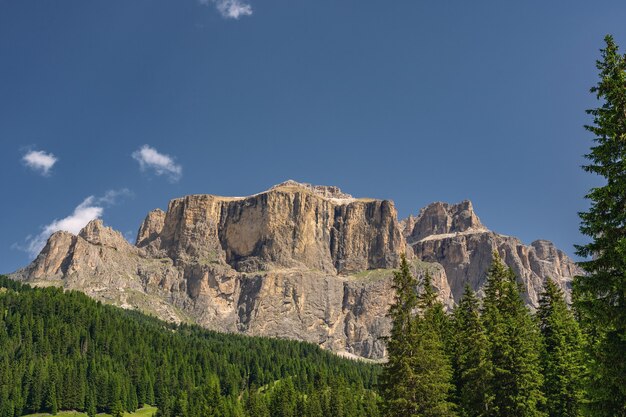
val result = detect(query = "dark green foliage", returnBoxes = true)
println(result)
[111,400,124,417]
[381,256,456,416]
[0,275,380,417]
[452,285,492,417]
[85,389,96,417]
[415,271,457,417]
[574,34,626,417]
[246,389,270,417]
[537,279,584,417]
[380,255,421,416]
[481,253,545,417]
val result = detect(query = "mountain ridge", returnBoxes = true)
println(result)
[10,181,581,359]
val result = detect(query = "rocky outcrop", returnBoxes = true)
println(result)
[11,220,186,323]
[406,201,582,306]
[136,209,166,249]
[139,180,405,274]
[10,181,580,358]
[405,200,487,242]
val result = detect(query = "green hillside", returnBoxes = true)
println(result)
[0,276,380,417]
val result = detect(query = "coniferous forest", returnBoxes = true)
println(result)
[0,276,380,417]
[1,35,625,417]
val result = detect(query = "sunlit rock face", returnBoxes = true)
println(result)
[11,181,580,359]
[404,201,581,305]
[141,181,405,274]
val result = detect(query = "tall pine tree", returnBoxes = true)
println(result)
[574,34,626,417]
[415,271,457,417]
[381,256,456,417]
[537,278,584,417]
[452,285,492,417]
[481,252,545,417]
[380,255,422,416]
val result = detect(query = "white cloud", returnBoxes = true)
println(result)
[16,189,131,258]
[199,0,252,19]
[132,145,182,182]
[22,150,58,176]
[98,188,132,205]
[22,197,102,257]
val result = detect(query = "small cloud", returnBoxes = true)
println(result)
[22,150,58,176]
[97,188,133,206]
[132,145,182,182]
[15,189,131,258]
[199,0,252,19]
[21,197,102,257]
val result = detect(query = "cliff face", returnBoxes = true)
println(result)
[139,181,404,274]
[11,181,580,359]
[405,201,582,305]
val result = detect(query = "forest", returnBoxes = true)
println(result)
[0,276,380,417]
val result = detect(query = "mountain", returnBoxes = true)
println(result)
[10,180,581,359]
[402,200,580,304]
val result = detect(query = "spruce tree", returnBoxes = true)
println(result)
[111,399,124,417]
[380,255,421,416]
[481,252,545,417]
[574,34,626,417]
[85,389,97,417]
[415,271,457,417]
[45,383,58,415]
[306,391,323,417]
[381,256,456,417]
[452,285,492,417]
[537,278,584,417]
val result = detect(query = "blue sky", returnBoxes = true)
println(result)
[1,0,625,273]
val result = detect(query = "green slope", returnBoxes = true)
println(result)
[0,276,380,417]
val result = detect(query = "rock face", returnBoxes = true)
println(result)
[10,181,581,359]
[405,201,582,305]
[142,181,405,274]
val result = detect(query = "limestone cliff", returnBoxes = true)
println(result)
[10,181,580,359]
[405,201,581,305]
[140,180,404,274]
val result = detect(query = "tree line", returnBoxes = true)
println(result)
[381,253,584,417]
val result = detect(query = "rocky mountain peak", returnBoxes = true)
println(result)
[78,219,132,250]
[136,209,166,247]
[406,200,486,243]
[135,181,403,274]
[268,180,355,201]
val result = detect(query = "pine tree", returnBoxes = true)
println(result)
[381,256,456,416]
[295,395,306,417]
[329,386,345,417]
[481,252,545,417]
[380,255,421,416]
[415,270,457,417]
[537,279,584,417]
[574,34,626,417]
[45,383,58,416]
[381,252,418,417]
[452,285,492,417]
[85,389,97,417]
[111,399,124,417]
[306,391,324,417]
